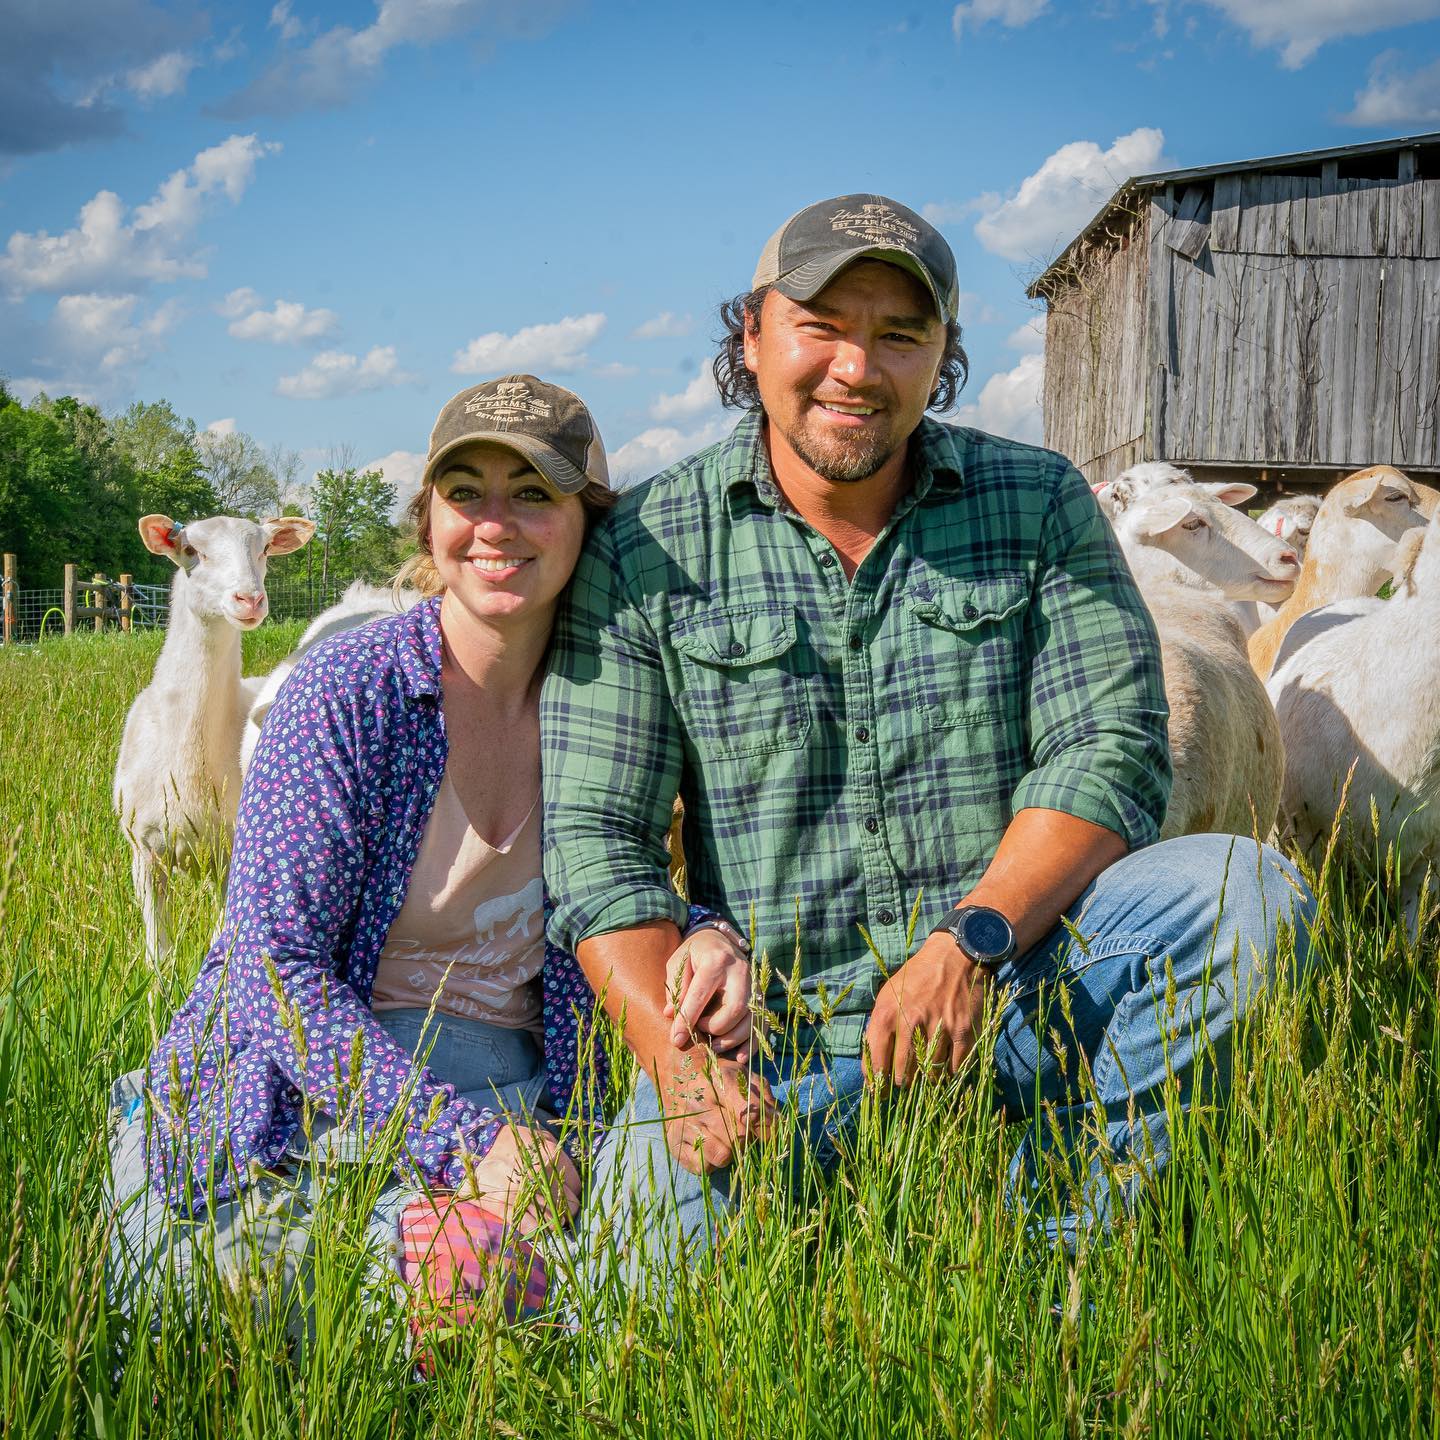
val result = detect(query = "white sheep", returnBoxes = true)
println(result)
[1097,464,1299,636]
[1254,493,1322,556]
[239,580,421,775]
[114,512,315,966]
[1249,467,1430,678]
[1268,520,1440,924]
[1107,480,1300,842]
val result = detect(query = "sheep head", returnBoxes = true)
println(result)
[138,513,316,630]
[1111,482,1301,603]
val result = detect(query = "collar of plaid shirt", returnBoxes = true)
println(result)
[541,409,1170,1059]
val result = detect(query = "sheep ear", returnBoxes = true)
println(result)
[139,514,181,559]
[1134,493,1194,537]
[262,516,316,555]
[1201,481,1256,506]
[1098,479,1133,515]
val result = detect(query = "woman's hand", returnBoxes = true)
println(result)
[662,925,754,1061]
[454,1123,581,1235]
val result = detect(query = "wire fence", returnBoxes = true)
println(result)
[0,563,369,645]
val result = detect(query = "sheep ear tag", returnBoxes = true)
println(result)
[138,514,181,559]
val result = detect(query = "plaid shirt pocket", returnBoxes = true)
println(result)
[671,605,814,760]
[905,572,1032,730]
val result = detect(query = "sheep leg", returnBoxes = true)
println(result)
[134,846,171,969]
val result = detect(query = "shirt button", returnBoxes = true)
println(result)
[876,907,896,926]
[962,602,979,621]
[848,635,863,651]
[854,726,869,742]
[863,816,879,833]
[728,641,746,657]
[820,552,837,568]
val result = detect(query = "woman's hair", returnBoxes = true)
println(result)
[711,283,971,414]
[393,467,617,599]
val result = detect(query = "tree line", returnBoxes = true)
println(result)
[0,381,406,593]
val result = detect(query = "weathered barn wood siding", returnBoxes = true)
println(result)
[1039,207,1149,483]
[1155,171,1440,470]
[1040,155,1440,485]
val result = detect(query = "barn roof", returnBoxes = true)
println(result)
[1027,129,1440,298]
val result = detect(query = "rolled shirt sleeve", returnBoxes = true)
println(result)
[1010,459,1171,848]
[541,518,690,955]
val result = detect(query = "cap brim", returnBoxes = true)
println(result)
[423,431,592,494]
[772,246,953,324]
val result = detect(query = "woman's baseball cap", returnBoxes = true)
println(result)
[423,375,610,494]
[752,194,960,325]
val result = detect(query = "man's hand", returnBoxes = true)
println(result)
[655,1046,777,1176]
[864,933,990,1087]
[661,926,754,1060]
[455,1123,582,1235]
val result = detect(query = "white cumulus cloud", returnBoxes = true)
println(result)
[1197,0,1440,68]
[219,0,570,115]
[952,0,1048,36]
[649,371,718,422]
[205,417,238,436]
[1343,50,1440,124]
[608,416,732,488]
[50,292,181,373]
[0,134,280,296]
[451,312,606,375]
[276,345,420,399]
[951,353,1045,445]
[632,310,694,340]
[270,0,306,42]
[1006,316,1047,354]
[227,295,340,344]
[363,449,428,518]
[126,49,198,100]
[972,127,1170,263]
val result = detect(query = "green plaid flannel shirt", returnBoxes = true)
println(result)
[541,410,1170,1057]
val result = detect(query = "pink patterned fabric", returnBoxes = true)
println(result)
[143,599,611,1216]
[398,1196,548,1358]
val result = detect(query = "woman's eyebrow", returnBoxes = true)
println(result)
[438,460,541,481]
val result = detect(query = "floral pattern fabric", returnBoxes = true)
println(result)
[144,599,614,1217]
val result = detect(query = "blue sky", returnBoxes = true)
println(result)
[4,0,1440,506]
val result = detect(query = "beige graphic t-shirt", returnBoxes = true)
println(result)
[371,772,544,1031]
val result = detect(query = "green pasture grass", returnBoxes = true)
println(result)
[1,629,1438,1437]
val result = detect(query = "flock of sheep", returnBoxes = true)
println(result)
[1103,460,1439,925]
[112,458,1440,968]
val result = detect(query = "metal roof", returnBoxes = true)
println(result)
[1027,129,1440,298]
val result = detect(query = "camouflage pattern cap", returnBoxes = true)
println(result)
[424,375,610,495]
[752,194,960,325]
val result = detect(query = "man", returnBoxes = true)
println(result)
[541,195,1314,1285]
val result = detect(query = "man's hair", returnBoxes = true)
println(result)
[712,283,970,414]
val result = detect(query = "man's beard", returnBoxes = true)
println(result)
[782,412,900,484]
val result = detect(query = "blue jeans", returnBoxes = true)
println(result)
[578,834,1316,1298]
[105,1009,550,1326]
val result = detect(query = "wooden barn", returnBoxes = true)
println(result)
[1028,131,1440,492]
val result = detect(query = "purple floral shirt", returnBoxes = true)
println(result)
[146,599,616,1217]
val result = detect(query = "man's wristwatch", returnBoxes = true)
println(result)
[930,904,1016,971]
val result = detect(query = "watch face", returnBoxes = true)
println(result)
[959,907,1014,962]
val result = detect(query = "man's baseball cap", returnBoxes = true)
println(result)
[752,194,960,325]
[423,375,610,494]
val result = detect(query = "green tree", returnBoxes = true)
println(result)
[112,400,219,523]
[0,386,96,587]
[306,466,400,591]
[196,427,279,516]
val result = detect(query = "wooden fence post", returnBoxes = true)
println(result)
[63,565,76,636]
[92,573,106,634]
[119,574,133,633]
[2,554,14,646]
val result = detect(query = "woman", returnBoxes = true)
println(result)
[106,375,751,1328]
